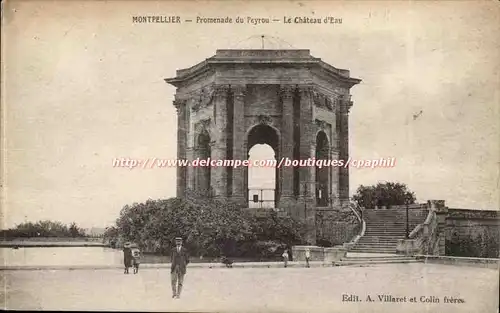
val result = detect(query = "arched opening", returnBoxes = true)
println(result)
[195,130,211,196]
[247,124,279,208]
[316,131,330,207]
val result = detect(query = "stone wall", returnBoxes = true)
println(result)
[446,208,500,258]
[315,208,359,246]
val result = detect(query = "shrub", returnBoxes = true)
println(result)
[109,193,307,259]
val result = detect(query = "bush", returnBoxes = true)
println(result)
[446,230,500,258]
[353,182,416,210]
[1,220,86,238]
[109,193,306,259]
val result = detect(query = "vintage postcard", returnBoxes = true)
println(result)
[1,0,499,312]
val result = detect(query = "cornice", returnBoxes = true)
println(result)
[164,50,361,88]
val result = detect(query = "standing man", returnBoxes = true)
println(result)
[305,248,311,268]
[282,249,289,268]
[171,237,189,299]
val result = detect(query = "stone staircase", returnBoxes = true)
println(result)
[350,208,428,254]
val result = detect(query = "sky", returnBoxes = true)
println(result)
[2,0,499,229]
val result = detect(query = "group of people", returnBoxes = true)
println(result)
[122,242,142,274]
[123,237,189,299]
[123,238,312,299]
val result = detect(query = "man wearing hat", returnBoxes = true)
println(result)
[123,242,133,274]
[171,237,190,299]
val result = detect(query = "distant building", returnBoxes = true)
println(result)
[84,227,106,237]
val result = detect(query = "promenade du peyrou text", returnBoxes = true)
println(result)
[131,15,342,25]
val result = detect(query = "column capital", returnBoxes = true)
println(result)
[231,85,247,97]
[297,85,314,95]
[280,85,296,99]
[214,84,230,97]
[173,99,187,115]
[339,95,353,114]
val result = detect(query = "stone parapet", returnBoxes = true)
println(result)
[291,245,348,263]
[396,239,420,255]
[292,245,324,262]
[324,247,348,263]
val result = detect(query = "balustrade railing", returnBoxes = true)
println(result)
[247,188,275,209]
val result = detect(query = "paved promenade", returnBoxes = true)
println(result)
[2,264,498,313]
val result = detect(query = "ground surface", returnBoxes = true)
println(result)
[2,264,498,313]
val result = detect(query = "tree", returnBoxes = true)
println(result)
[352,182,416,209]
[69,222,85,237]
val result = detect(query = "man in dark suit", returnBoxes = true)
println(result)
[171,237,189,299]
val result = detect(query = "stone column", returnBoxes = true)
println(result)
[338,95,352,205]
[299,85,316,244]
[186,147,195,191]
[174,99,187,198]
[211,85,229,198]
[231,85,246,206]
[279,85,295,208]
[330,150,340,207]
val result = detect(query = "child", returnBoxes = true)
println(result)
[131,245,141,274]
[282,249,289,268]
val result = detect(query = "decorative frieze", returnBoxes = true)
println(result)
[194,118,212,136]
[258,114,273,125]
[311,88,341,112]
[315,119,330,132]
[191,86,215,113]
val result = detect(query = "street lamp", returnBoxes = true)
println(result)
[405,198,410,239]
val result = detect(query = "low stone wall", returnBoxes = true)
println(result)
[291,245,324,261]
[0,237,101,242]
[446,209,500,258]
[416,255,500,270]
[292,245,347,263]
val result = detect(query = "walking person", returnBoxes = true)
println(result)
[282,249,289,268]
[123,242,133,274]
[305,248,311,268]
[171,237,190,299]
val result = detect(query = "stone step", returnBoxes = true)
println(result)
[341,256,415,261]
[357,239,401,244]
[363,222,419,225]
[357,238,399,241]
[354,245,397,249]
[352,242,399,246]
[363,225,415,228]
[365,229,410,232]
[349,249,398,254]
[364,229,409,232]
[358,235,402,239]
[365,229,406,236]
[334,259,420,266]
[366,227,412,232]
[350,246,397,251]
[359,236,402,240]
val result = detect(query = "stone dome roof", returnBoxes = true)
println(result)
[229,35,295,50]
